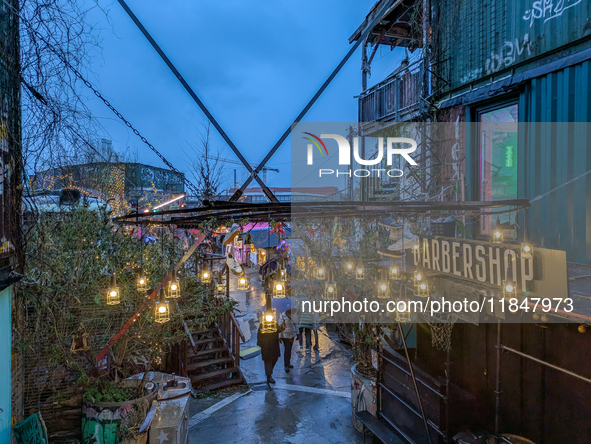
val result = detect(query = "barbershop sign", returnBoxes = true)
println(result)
[412,236,568,297]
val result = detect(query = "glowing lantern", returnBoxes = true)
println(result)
[238,275,249,290]
[315,260,326,281]
[201,267,212,284]
[416,281,429,297]
[355,259,365,280]
[155,288,170,324]
[503,281,517,300]
[107,274,120,305]
[274,281,286,298]
[136,268,147,292]
[261,309,277,333]
[167,269,180,298]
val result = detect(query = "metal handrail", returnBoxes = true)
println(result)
[378,382,445,437]
[380,352,445,399]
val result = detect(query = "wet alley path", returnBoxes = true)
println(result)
[188,267,364,443]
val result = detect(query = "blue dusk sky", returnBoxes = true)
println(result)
[85,1,405,190]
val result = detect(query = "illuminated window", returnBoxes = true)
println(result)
[478,104,518,240]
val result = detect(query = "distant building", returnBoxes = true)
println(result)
[226,187,339,203]
[33,162,185,211]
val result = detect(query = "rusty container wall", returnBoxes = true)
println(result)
[437,0,591,95]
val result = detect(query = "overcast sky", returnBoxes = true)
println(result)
[85,1,404,190]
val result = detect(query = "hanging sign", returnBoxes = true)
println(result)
[412,236,568,299]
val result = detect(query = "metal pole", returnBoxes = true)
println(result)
[230,0,397,201]
[444,346,451,443]
[501,344,591,385]
[361,39,368,202]
[116,0,279,203]
[495,320,502,443]
[398,322,433,444]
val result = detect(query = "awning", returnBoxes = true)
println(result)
[247,227,291,249]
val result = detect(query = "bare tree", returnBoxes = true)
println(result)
[18,0,109,179]
[186,120,227,202]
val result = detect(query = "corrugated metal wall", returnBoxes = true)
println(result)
[438,0,591,93]
[521,60,591,264]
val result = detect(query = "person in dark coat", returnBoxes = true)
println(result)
[257,322,284,387]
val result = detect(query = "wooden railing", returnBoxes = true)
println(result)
[218,311,245,368]
[359,60,423,123]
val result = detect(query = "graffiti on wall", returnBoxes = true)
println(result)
[522,0,582,28]
[460,0,584,85]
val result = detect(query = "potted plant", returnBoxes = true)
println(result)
[81,379,156,444]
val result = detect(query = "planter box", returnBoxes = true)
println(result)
[351,363,377,434]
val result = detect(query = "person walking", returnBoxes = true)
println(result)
[278,309,297,372]
[257,322,284,388]
[298,306,319,353]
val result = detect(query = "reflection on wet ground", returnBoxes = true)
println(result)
[189,268,363,443]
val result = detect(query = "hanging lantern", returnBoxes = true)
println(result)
[416,281,429,297]
[258,249,267,263]
[261,309,277,333]
[136,268,147,292]
[155,288,170,324]
[325,270,337,300]
[377,281,389,299]
[521,229,533,258]
[503,281,517,300]
[389,264,401,281]
[279,267,287,282]
[377,269,389,299]
[237,275,249,290]
[273,280,286,298]
[395,304,412,323]
[394,285,411,322]
[396,299,411,323]
[492,217,504,243]
[107,274,120,305]
[343,259,354,274]
[413,270,424,286]
[355,258,365,280]
[167,269,180,298]
[215,279,227,298]
[201,267,212,284]
[315,260,326,281]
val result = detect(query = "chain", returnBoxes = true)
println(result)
[10,1,199,196]
[529,167,591,204]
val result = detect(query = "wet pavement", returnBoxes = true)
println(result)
[188,267,364,443]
